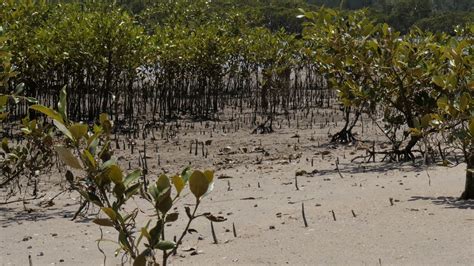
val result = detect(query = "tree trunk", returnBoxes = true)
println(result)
[460,149,474,200]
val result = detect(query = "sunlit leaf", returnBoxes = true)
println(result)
[171,175,185,195]
[69,123,88,141]
[101,207,117,221]
[189,170,209,200]
[30,105,63,123]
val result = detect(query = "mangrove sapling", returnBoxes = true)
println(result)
[1,87,56,200]
[30,88,226,265]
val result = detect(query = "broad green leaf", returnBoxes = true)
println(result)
[125,183,141,199]
[93,218,114,227]
[101,207,117,221]
[432,75,445,87]
[124,170,141,187]
[149,221,163,246]
[81,150,96,169]
[55,146,82,169]
[69,123,88,141]
[181,167,192,182]
[78,190,103,207]
[0,95,7,107]
[53,119,73,141]
[437,96,448,111]
[189,170,209,200]
[172,175,185,195]
[14,83,24,95]
[30,105,63,123]
[108,165,123,184]
[156,240,176,251]
[156,174,170,191]
[203,170,214,184]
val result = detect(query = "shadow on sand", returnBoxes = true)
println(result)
[0,205,93,228]
[408,196,474,210]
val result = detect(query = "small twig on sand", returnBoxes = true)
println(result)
[232,222,237,237]
[211,221,218,244]
[302,203,308,227]
[351,210,357,218]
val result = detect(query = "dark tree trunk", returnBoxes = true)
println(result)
[460,149,474,200]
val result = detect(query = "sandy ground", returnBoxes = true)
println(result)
[1,108,473,265]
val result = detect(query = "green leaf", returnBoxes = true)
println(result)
[93,218,114,227]
[156,240,176,251]
[69,123,88,141]
[437,96,448,112]
[149,221,163,247]
[108,165,123,184]
[30,105,63,123]
[25,97,38,104]
[189,170,209,200]
[77,190,103,207]
[124,170,141,187]
[101,207,117,221]
[14,83,24,95]
[137,220,152,246]
[156,188,172,213]
[58,86,67,122]
[432,76,445,88]
[125,183,141,199]
[81,150,96,169]
[55,146,82,169]
[181,167,192,182]
[203,170,214,184]
[0,95,7,107]
[172,175,185,195]
[53,119,73,141]
[156,174,170,191]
